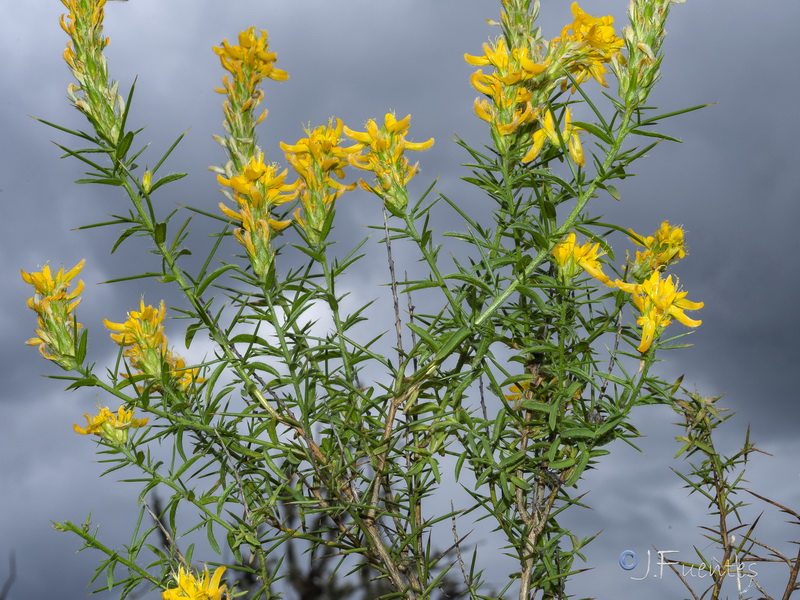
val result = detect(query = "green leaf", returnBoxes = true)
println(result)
[630,128,681,143]
[116,130,134,160]
[106,559,115,591]
[402,279,443,293]
[572,121,613,145]
[76,177,124,186]
[229,333,271,346]
[636,103,712,127]
[548,405,558,430]
[173,454,202,480]
[548,456,576,470]
[498,450,526,470]
[206,521,221,554]
[601,184,621,201]
[407,323,439,352]
[149,172,188,194]
[444,272,493,295]
[194,263,236,296]
[152,128,189,174]
[509,475,531,490]
[154,221,167,245]
[520,400,554,416]
[565,450,591,486]
[561,427,595,440]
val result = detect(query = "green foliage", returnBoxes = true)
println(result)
[24,1,747,599]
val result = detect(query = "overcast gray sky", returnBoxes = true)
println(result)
[2,1,799,599]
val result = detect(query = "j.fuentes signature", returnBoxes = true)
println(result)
[619,549,758,585]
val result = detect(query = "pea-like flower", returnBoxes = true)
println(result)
[212,28,292,280]
[614,272,703,353]
[504,380,532,402]
[280,119,359,244]
[344,113,434,217]
[523,108,584,166]
[214,27,288,88]
[213,27,288,147]
[105,300,204,392]
[74,405,148,445]
[59,0,125,143]
[162,566,227,600]
[552,3,624,90]
[465,39,547,138]
[21,260,86,369]
[551,232,609,284]
[217,154,299,279]
[628,221,687,278]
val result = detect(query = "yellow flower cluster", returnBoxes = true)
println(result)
[105,300,204,392]
[59,0,125,144]
[465,3,622,164]
[552,3,625,90]
[210,28,436,277]
[615,221,699,352]
[215,27,288,90]
[212,28,296,279]
[213,27,288,163]
[344,113,434,217]
[629,220,686,277]
[218,154,299,279]
[162,566,227,600]
[465,38,547,138]
[21,260,86,370]
[551,233,609,284]
[280,119,359,244]
[522,108,584,166]
[615,272,703,353]
[74,405,148,444]
[551,222,702,353]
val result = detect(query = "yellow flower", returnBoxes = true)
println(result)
[465,38,547,139]
[522,108,584,167]
[21,260,86,369]
[21,260,85,313]
[74,405,148,444]
[217,155,298,280]
[560,3,624,58]
[563,109,585,167]
[165,351,207,392]
[105,300,204,391]
[465,39,548,86]
[552,3,624,90]
[628,221,687,276]
[614,272,703,352]
[212,28,290,279]
[551,232,610,284]
[217,154,298,211]
[213,28,287,160]
[105,299,168,353]
[162,566,227,600]
[280,118,359,244]
[59,0,125,143]
[504,380,532,402]
[344,113,433,216]
[214,28,288,86]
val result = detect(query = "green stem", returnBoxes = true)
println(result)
[402,212,460,318]
[54,519,161,586]
[412,109,636,384]
[319,243,357,385]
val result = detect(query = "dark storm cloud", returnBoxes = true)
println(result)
[2,1,797,599]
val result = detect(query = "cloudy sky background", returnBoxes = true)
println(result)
[2,0,799,598]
